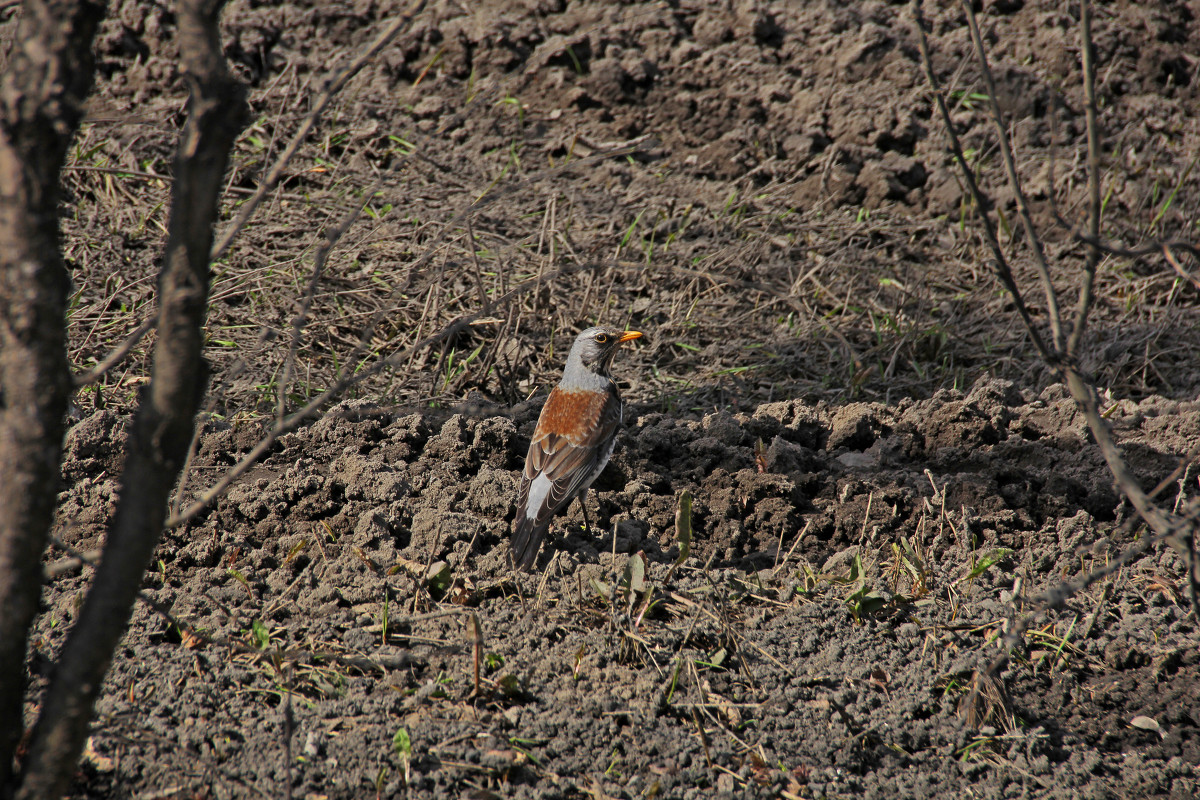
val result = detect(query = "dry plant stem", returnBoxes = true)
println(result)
[1149,441,1200,500]
[469,614,483,696]
[282,139,647,410]
[1163,244,1200,291]
[276,187,375,422]
[988,512,1177,677]
[15,2,247,797]
[1067,0,1101,359]
[0,0,103,794]
[64,163,295,197]
[282,668,294,800]
[960,0,1064,353]
[73,315,154,386]
[125,137,649,395]
[404,137,650,285]
[209,0,427,262]
[912,1,1054,365]
[465,215,491,313]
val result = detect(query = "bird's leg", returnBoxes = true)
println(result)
[576,489,592,533]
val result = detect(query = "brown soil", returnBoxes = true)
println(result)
[21,0,1200,798]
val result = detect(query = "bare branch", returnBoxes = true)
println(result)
[984,514,1173,678]
[465,214,492,314]
[917,0,1200,686]
[913,0,1055,364]
[1063,368,1200,619]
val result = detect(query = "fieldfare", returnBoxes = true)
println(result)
[511,326,643,570]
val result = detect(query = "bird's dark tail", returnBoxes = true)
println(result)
[510,516,547,571]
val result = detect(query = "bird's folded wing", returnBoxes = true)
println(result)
[521,389,621,531]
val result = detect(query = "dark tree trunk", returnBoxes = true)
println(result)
[0,1,105,795]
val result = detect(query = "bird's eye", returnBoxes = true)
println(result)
[594,333,608,344]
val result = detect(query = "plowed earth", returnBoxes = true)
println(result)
[18,0,1200,798]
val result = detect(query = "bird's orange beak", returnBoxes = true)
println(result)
[617,330,643,344]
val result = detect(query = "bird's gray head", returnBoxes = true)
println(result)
[562,326,643,383]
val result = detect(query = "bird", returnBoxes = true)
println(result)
[511,325,643,570]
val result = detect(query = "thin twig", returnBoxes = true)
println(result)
[170,413,207,520]
[43,548,104,580]
[961,0,1065,353]
[1066,0,1102,359]
[986,513,1176,677]
[1162,244,1200,292]
[1064,369,1199,619]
